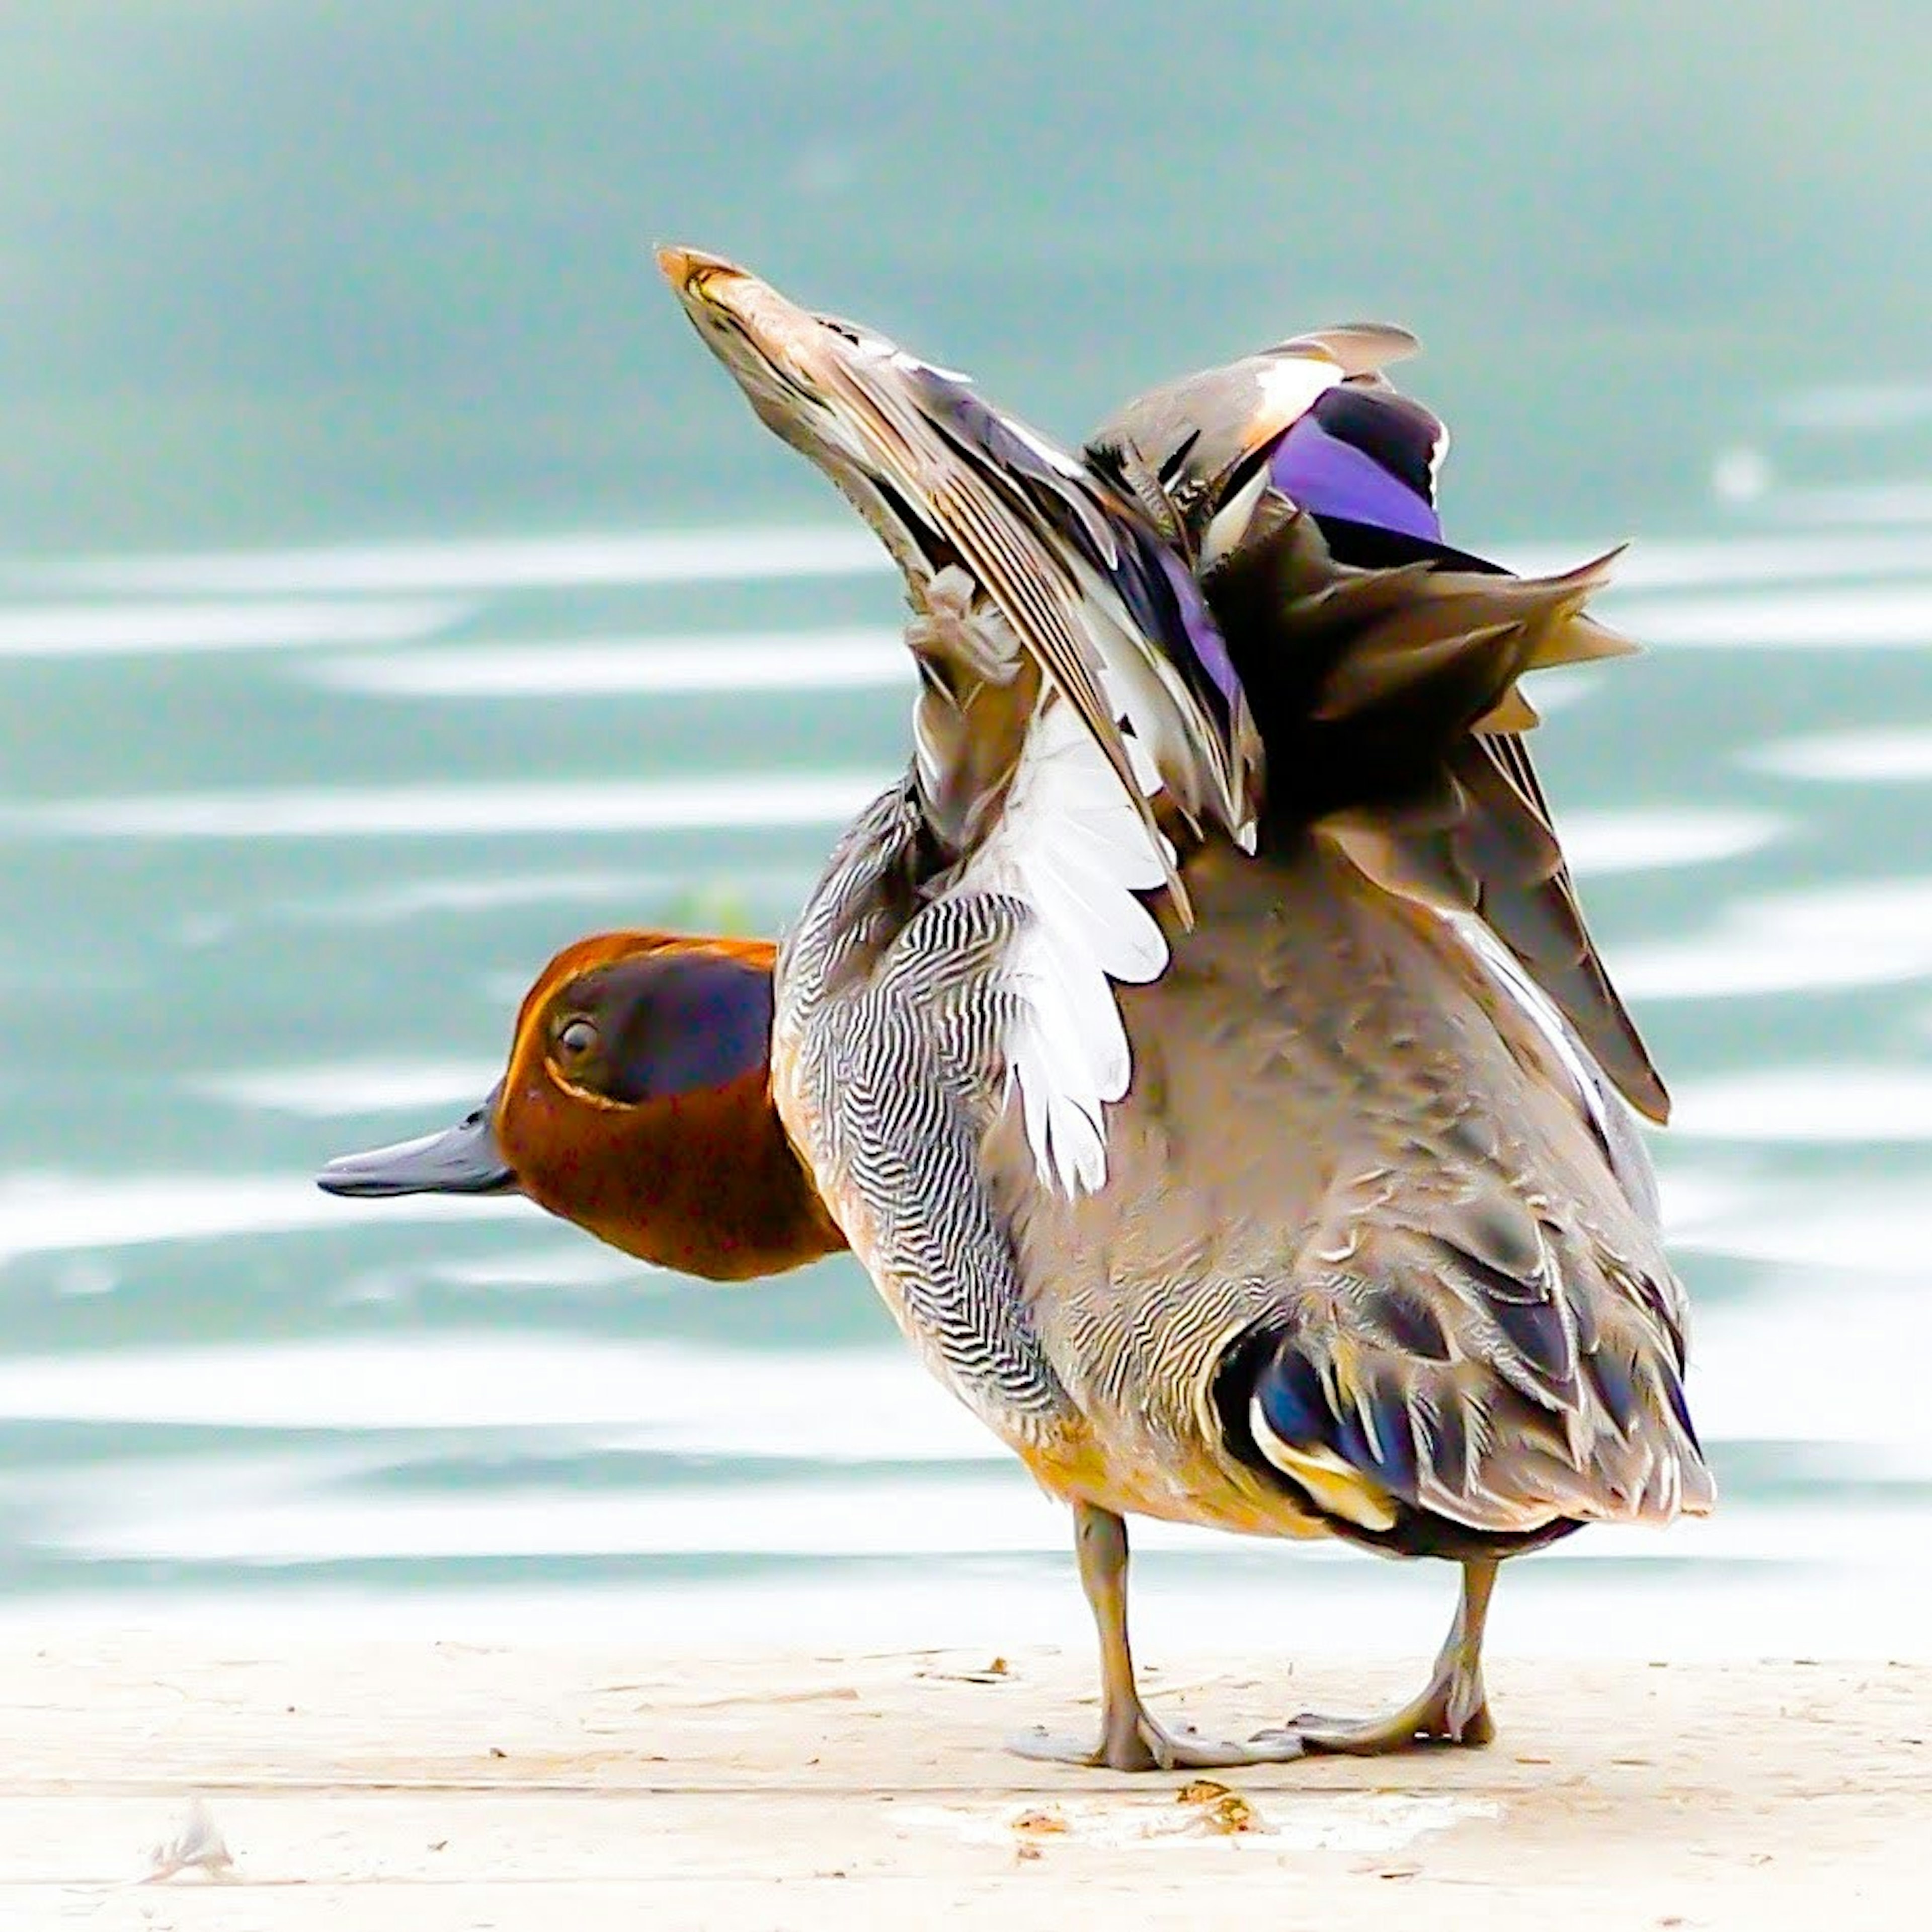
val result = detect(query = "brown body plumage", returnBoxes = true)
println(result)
[1000,833,1696,1547]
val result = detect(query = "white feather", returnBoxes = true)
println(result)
[999,412,1090,481]
[1096,659,1168,801]
[1054,549,1258,847]
[1427,420,1452,497]
[1254,353,1344,431]
[955,697,1171,1196]
[1198,462,1272,571]
[887,346,974,384]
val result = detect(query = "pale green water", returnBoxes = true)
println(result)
[1,6,1929,1656]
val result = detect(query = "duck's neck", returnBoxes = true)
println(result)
[511,1069,847,1283]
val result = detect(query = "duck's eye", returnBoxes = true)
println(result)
[555,1017,599,1062]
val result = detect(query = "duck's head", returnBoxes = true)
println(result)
[317,931,845,1282]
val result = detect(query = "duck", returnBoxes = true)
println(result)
[641,244,1714,1773]
[320,293,1692,1767]
[317,931,846,1283]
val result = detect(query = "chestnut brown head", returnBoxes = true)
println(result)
[318,931,844,1281]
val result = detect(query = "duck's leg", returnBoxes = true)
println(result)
[1257,1556,1500,1756]
[1009,1500,1305,1771]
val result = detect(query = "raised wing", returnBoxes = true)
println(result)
[1204,501,1669,1123]
[661,247,1265,921]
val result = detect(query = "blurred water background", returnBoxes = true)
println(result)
[2,5,1930,1661]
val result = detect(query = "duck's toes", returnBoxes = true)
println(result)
[1008,1717,1306,1773]
[1261,1672,1495,1756]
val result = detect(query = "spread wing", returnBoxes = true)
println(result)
[1204,503,1669,1123]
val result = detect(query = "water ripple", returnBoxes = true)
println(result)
[5,526,886,595]
[0,1173,529,1262]
[192,1061,497,1117]
[0,598,469,657]
[0,773,887,840]
[312,628,909,698]
[1616,876,1932,999]
[1618,582,1932,650]
[1674,1067,1932,1143]
[1752,728,1932,782]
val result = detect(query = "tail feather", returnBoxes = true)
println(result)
[1218,1212,1715,1549]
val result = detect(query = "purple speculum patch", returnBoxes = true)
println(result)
[1269,411,1442,543]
